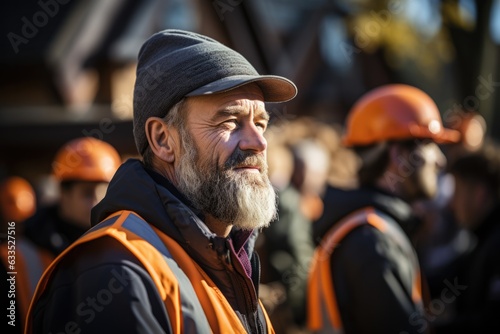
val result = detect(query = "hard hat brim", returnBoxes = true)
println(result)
[342,126,461,147]
[409,125,461,144]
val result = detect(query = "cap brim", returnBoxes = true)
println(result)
[186,75,297,102]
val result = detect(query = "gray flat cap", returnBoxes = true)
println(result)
[133,29,297,155]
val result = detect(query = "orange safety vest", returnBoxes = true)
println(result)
[0,237,54,332]
[25,210,274,333]
[307,207,423,333]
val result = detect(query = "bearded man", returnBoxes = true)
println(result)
[25,30,297,334]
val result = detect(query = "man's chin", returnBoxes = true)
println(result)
[231,171,269,187]
[233,167,261,174]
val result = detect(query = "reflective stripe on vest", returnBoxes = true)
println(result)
[26,210,273,333]
[307,207,423,333]
[0,238,53,332]
[101,212,212,333]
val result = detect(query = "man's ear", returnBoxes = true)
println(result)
[145,117,177,163]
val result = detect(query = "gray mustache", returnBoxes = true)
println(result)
[224,149,265,170]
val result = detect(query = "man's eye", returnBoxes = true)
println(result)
[256,122,267,129]
[223,120,238,129]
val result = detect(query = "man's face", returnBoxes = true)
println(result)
[403,141,446,201]
[59,181,108,228]
[174,84,277,231]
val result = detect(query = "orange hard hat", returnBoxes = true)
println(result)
[342,84,460,147]
[0,176,36,222]
[52,137,121,182]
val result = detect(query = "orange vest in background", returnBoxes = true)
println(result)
[26,210,274,334]
[307,207,423,333]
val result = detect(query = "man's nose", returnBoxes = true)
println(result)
[238,123,267,153]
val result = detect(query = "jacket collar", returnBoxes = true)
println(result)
[313,185,421,242]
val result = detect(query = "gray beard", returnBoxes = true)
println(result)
[175,129,277,231]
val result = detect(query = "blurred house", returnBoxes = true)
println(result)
[1,0,499,187]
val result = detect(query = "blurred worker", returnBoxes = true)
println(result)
[26,29,297,333]
[414,111,487,297]
[292,139,330,222]
[308,84,460,334]
[0,176,51,334]
[23,137,121,256]
[260,138,329,333]
[433,143,500,333]
[258,140,294,322]
[0,176,36,232]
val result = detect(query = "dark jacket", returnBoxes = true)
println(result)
[23,204,87,256]
[311,185,429,334]
[435,205,500,334]
[28,159,269,333]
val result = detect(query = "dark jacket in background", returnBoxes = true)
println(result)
[23,205,87,256]
[311,186,429,334]
[434,205,500,333]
